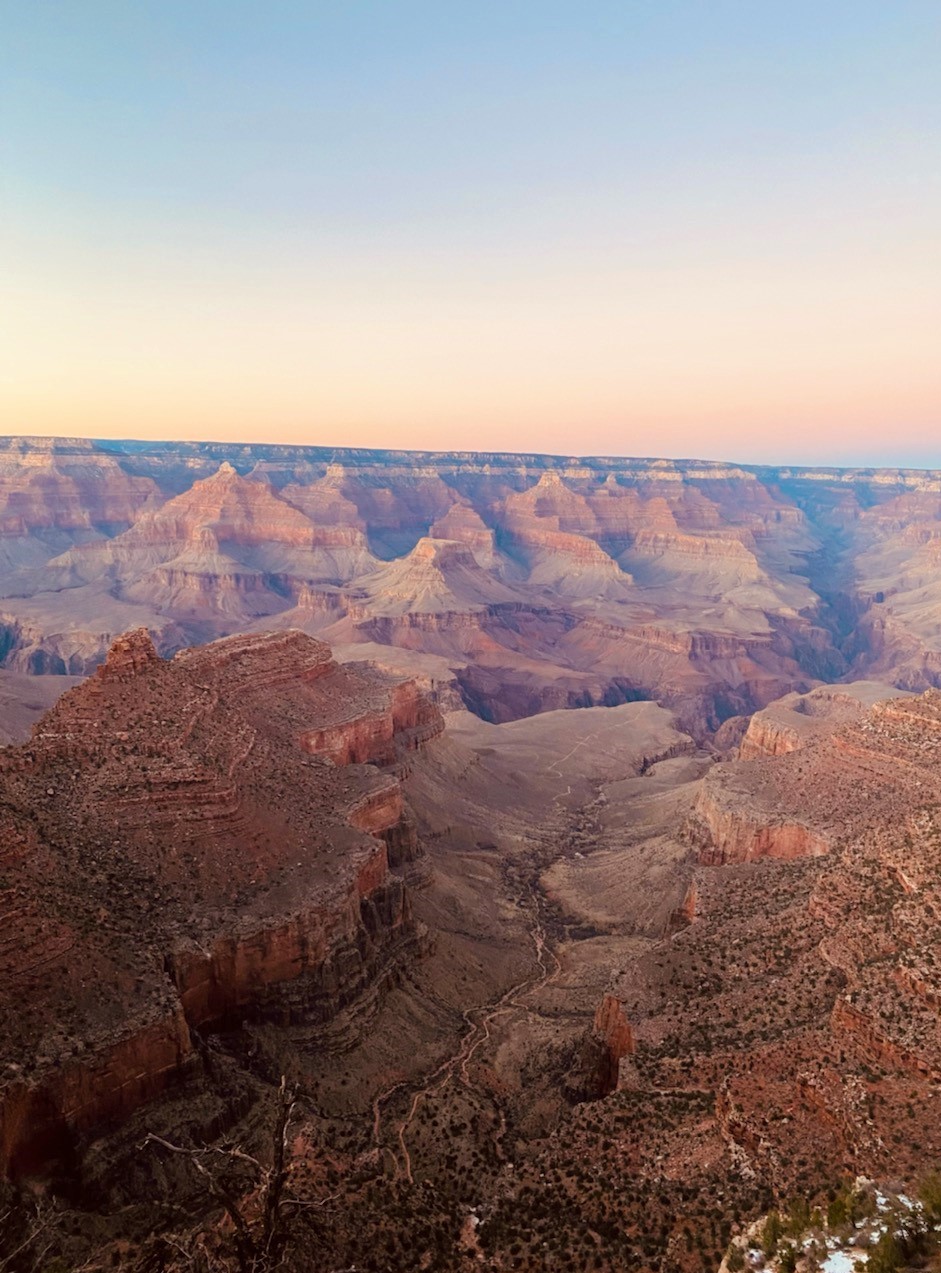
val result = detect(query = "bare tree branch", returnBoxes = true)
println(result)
[0,1203,55,1272]
[262,1076,298,1260]
[141,1076,301,1273]
[142,1133,255,1273]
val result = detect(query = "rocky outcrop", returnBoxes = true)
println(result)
[739,711,806,758]
[97,626,162,678]
[299,670,444,766]
[0,628,442,1179]
[592,993,635,1089]
[688,780,829,864]
[565,994,635,1101]
[680,689,923,865]
[739,682,911,759]
[165,843,416,1031]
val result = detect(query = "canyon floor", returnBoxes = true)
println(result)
[10,693,706,1271]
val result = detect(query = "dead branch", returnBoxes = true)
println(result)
[141,1074,301,1273]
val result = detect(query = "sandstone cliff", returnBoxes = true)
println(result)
[0,627,442,1178]
[688,778,830,864]
[565,994,635,1101]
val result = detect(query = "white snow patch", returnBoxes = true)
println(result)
[822,1250,864,1273]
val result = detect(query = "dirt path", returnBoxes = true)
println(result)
[544,719,634,801]
[371,726,672,1183]
[372,843,564,1184]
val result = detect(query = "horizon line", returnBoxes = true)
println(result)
[2,432,941,478]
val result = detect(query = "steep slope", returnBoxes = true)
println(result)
[0,627,441,1178]
[52,462,378,600]
[0,438,162,583]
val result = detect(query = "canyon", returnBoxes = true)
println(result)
[5,436,941,737]
[3,438,941,1272]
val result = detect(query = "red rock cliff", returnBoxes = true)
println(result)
[0,628,442,1179]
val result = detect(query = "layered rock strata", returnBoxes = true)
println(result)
[0,627,441,1178]
[0,438,869,739]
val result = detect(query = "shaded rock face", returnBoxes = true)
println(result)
[0,627,441,1179]
[565,994,635,1101]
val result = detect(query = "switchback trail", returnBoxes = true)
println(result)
[371,824,568,1184]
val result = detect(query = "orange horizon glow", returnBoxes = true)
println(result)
[3,3,940,469]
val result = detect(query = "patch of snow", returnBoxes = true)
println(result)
[822,1250,864,1273]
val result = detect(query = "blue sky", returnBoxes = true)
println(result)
[2,2,940,465]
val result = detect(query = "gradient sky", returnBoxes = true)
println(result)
[2,2,940,466]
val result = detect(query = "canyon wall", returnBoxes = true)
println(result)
[8,437,941,737]
[688,781,830,864]
[0,627,442,1178]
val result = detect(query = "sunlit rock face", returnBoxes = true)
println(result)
[13,438,941,738]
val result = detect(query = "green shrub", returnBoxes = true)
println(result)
[779,1242,798,1273]
[867,1231,903,1273]
[761,1212,783,1256]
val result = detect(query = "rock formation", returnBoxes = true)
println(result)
[738,680,912,759]
[5,438,941,1269]
[0,627,441,1178]
[566,994,636,1100]
[12,436,939,737]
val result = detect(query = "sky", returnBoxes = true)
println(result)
[2,1,940,467]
